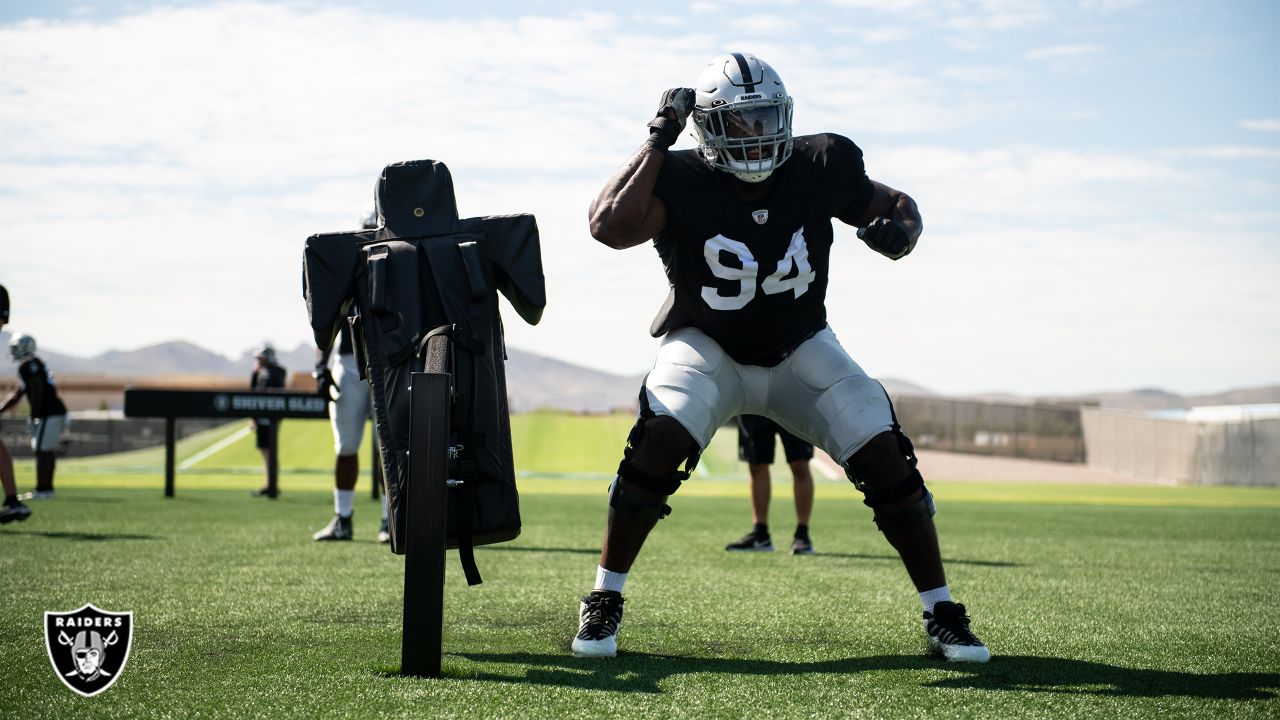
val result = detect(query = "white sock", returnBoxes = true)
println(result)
[335,489,355,518]
[381,493,388,520]
[594,565,627,593]
[920,585,953,613]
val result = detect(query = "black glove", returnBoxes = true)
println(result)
[314,365,338,401]
[858,218,915,260]
[646,87,696,150]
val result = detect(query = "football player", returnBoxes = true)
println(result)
[1,333,68,500]
[573,53,988,662]
[0,284,32,523]
[725,414,815,555]
[311,207,390,543]
[249,344,286,499]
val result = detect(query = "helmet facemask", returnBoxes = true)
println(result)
[693,96,794,183]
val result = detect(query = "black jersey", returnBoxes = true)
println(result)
[251,363,287,391]
[650,133,875,366]
[0,283,9,324]
[18,356,67,418]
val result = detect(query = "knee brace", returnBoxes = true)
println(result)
[843,429,935,533]
[611,414,701,520]
[608,478,672,523]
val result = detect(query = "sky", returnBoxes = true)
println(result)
[0,0,1277,396]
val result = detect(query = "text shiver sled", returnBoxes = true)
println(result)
[303,160,545,596]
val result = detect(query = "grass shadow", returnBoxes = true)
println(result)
[811,552,1024,568]
[478,546,601,556]
[0,530,160,541]
[450,652,1278,700]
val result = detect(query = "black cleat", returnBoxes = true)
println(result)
[571,590,625,658]
[251,487,278,499]
[725,530,773,552]
[312,514,353,541]
[924,601,991,663]
[0,501,32,524]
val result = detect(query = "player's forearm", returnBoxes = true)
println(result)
[0,389,23,414]
[588,145,665,250]
[890,191,923,246]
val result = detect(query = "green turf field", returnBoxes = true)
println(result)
[2,415,1278,718]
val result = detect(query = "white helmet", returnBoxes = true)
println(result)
[360,203,379,230]
[691,53,794,183]
[8,333,35,362]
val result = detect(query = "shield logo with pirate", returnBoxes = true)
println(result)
[751,209,769,225]
[44,604,133,697]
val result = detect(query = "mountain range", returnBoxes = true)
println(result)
[1,331,1275,413]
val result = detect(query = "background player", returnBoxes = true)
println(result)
[0,284,31,523]
[1,333,68,499]
[572,53,988,663]
[249,345,286,498]
[725,414,815,555]
[311,207,390,543]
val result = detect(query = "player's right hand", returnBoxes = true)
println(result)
[858,218,914,260]
[646,87,695,150]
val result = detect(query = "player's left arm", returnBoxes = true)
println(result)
[841,180,922,261]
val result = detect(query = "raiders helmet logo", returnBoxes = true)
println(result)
[44,604,133,697]
[752,209,769,225]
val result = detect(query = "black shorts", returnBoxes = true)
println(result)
[255,420,278,449]
[737,415,813,465]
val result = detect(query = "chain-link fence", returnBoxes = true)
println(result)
[1081,407,1280,486]
[890,395,1086,463]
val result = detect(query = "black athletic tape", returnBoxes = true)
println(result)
[872,488,936,534]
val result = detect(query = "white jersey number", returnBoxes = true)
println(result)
[701,228,816,311]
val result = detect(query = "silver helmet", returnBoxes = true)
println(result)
[691,53,794,183]
[8,333,35,362]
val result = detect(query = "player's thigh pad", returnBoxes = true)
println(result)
[643,328,745,448]
[329,354,370,456]
[769,327,892,462]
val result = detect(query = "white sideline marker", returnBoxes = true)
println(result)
[179,426,252,469]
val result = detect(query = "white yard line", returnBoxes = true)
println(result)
[178,426,252,469]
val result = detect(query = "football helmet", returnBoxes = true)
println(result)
[691,53,794,183]
[8,333,35,362]
[254,344,277,364]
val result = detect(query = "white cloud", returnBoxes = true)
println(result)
[1027,44,1106,61]
[1240,118,1280,132]
[1169,146,1280,161]
[727,14,798,36]
[937,64,1016,84]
